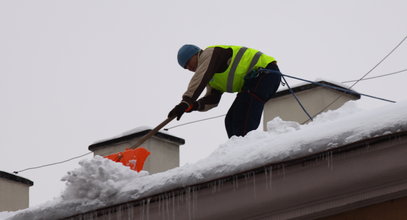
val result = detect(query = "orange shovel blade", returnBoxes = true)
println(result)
[105,147,150,172]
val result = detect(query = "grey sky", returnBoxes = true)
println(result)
[1,0,406,207]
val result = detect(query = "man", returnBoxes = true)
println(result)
[168,44,281,138]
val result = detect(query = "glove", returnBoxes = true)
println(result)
[168,102,189,120]
[185,101,200,112]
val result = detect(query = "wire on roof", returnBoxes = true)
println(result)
[164,114,226,131]
[341,68,407,83]
[347,35,407,90]
[301,34,407,124]
[13,152,92,174]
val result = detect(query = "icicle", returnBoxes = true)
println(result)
[158,194,163,217]
[146,198,150,220]
[264,166,273,190]
[125,203,133,220]
[163,194,167,218]
[143,198,151,220]
[233,175,239,191]
[251,171,257,199]
[192,186,198,219]
[210,181,216,193]
[163,193,168,220]
[186,187,193,220]
[140,200,145,220]
[244,172,249,186]
[116,204,122,220]
[281,164,286,178]
[177,190,182,210]
[326,151,334,170]
[172,192,176,220]
[218,179,223,191]
[166,193,171,220]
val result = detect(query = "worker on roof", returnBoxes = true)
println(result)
[168,44,281,138]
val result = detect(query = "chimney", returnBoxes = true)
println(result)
[263,80,360,128]
[0,171,33,211]
[88,128,185,174]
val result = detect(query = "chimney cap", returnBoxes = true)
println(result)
[88,128,185,152]
[0,171,34,186]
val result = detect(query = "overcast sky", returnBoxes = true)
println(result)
[1,0,406,208]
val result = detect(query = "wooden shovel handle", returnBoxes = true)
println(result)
[129,116,176,149]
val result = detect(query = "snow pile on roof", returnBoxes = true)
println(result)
[61,156,149,204]
[5,100,407,220]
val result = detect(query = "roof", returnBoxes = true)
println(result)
[273,80,361,99]
[64,130,407,219]
[88,128,185,151]
[8,100,407,219]
[0,171,33,186]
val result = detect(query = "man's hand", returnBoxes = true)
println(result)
[168,102,189,120]
[185,101,199,112]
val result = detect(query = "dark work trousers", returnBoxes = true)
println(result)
[225,63,281,138]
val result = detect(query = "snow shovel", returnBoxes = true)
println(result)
[104,116,176,171]
[129,115,176,149]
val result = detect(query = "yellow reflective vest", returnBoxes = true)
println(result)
[208,45,276,93]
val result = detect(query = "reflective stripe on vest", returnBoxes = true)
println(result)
[208,45,275,93]
[227,47,247,92]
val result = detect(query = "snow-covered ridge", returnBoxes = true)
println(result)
[5,100,407,220]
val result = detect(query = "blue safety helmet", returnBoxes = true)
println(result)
[177,44,201,69]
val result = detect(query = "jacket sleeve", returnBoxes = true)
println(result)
[195,86,223,112]
[182,48,217,105]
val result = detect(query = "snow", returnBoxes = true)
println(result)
[4,100,407,220]
[0,212,13,220]
[61,157,149,203]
